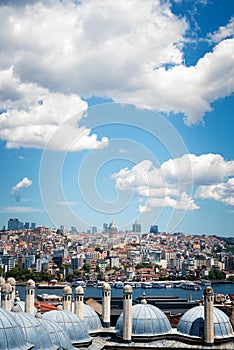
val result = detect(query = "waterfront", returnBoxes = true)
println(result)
[16,283,234,302]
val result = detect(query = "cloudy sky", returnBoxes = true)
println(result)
[0,0,233,235]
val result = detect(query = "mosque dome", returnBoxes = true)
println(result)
[177,305,233,339]
[38,318,76,350]
[11,311,57,350]
[83,304,102,334]
[116,303,171,338]
[43,309,91,346]
[0,308,32,350]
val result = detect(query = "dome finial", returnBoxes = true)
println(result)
[35,304,42,319]
[15,290,20,302]
[141,292,147,304]
[11,296,20,312]
[57,303,63,311]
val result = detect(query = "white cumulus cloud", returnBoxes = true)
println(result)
[0,0,232,132]
[0,67,108,150]
[10,177,33,202]
[208,17,234,43]
[196,178,234,206]
[112,153,234,212]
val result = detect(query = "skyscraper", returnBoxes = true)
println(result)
[132,221,141,233]
[150,225,159,234]
[8,218,21,230]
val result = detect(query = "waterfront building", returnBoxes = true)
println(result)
[0,253,16,272]
[24,255,35,269]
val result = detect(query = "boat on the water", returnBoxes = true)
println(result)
[114,281,124,289]
[135,282,141,288]
[200,279,212,286]
[37,282,70,289]
[142,282,153,289]
[72,281,86,288]
[152,282,165,288]
[96,281,106,288]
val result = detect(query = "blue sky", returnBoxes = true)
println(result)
[0,0,233,236]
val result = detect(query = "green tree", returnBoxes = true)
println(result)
[95,264,100,272]
[0,266,6,277]
[209,269,225,279]
[135,262,153,269]
[97,272,104,281]
[83,263,91,273]
[6,265,33,282]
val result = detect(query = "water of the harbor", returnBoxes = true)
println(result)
[16,283,234,302]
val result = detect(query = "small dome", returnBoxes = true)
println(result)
[2,282,13,293]
[116,303,171,338]
[63,285,72,295]
[83,304,102,334]
[177,305,233,339]
[0,276,5,286]
[124,284,132,294]
[7,277,16,286]
[43,309,91,346]
[75,286,84,295]
[102,282,111,291]
[38,318,76,350]
[0,308,32,350]
[26,279,35,288]
[12,312,57,350]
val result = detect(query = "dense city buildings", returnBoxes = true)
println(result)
[1,217,234,283]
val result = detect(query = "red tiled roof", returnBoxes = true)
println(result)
[34,301,56,312]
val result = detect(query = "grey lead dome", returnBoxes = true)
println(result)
[0,308,32,350]
[116,303,171,338]
[83,304,102,334]
[11,311,57,350]
[38,318,76,350]
[43,309,91,346]
[177,305,233,339]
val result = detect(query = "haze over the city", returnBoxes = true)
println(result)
[0,0,233,236]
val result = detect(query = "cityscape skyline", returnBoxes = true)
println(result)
[0,1,233,236]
